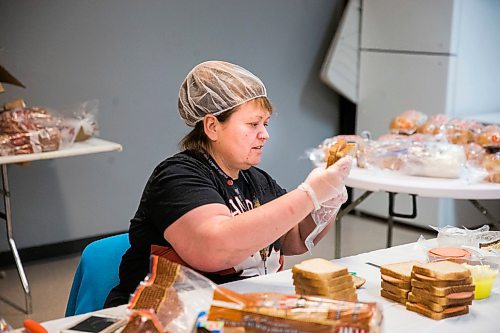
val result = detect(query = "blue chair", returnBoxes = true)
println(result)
[65,233,130,316]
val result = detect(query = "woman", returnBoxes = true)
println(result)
[105,61,352,307]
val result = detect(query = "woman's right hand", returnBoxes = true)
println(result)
[303,156,352,204]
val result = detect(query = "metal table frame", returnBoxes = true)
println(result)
[0,138,122,314]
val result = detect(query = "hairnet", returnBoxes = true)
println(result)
[178,61,267,127]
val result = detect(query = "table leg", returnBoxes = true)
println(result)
[335,190,373,259]
[468,199,500,230]
[387,192,418,248]
[0,164,32,314]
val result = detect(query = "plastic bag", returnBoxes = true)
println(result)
[60,99,99,142]
[0,106,76,154]
[123,255,216,333]
[306,135,363,168]
[208,287,383,333]
[400,141,466,178]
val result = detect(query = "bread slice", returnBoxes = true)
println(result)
[296,286,357,302]
[411,278,475,296]
[380,289,407,305]
[411,272,473,287]
[381,274,411,289]
[380,261,420,282]
[292,258,348,280]
[381,281,410,298]
[412,261,471,281]
[406,301,469,320]
[408,292,472,312]
[294,279,355,293]
[293,273,353,287]
[411,287,474,306]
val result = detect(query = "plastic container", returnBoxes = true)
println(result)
[462,260,499,300]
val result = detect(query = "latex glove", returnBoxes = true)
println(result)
[305,186,348,253]
[299,156,352,210]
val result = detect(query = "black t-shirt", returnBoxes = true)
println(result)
[105,150,286,306]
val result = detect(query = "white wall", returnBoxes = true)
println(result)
[0,0,344,251]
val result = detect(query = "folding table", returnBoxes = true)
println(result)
[0,137,122,314]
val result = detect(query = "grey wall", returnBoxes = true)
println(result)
[0,0,344,251]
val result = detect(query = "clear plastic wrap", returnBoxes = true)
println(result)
[208,287,382,333]
[60,99,99,142]
[400,141,466,178]
[306,135,362,168]
[0,106,76,155]
[389,110,428,135]
[416,225,500,261]
[123,256,216,333]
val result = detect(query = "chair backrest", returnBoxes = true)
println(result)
[65,233,130,316]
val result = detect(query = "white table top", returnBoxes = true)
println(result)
[346,167,500,200]
[0,137,122,165]
[223,240,500,333]
[30,240,500,333]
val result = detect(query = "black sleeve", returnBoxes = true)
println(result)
[147,156,226,232]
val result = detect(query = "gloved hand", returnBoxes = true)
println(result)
[299,156,352,210]
[305,186,348,252]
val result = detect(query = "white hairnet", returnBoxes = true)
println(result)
[178,61,267,127]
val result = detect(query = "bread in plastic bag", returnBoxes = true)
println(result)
[400,141,466,178]
[208,287,382,332]
[0,106,76,154]
[123,255,216,333]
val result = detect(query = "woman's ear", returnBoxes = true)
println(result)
[203,115,219,141]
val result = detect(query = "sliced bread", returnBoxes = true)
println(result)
[381,274,411,289]
[406,301,469,320]
[381,281,410,298]
[408,292,472,312]
[412,261,471,281]
[411,272,473,287]
[380,289,407,305]
[380,261,420,282]
[292,258,348,280]
[411,287,474,306]
[411,278,475,296]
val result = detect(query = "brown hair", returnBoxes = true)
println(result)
[178,97,273,153]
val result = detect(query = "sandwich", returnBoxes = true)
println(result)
[379,261,420,304]
[326,139,356,167]
[406,260,474,320]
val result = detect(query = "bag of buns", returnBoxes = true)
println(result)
[390,110,428,135]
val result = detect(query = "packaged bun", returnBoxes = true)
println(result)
[476,124,500,147]
[445,118,482,145]
[417,114,448,135]
[482,152,500,183]
[390,110,428,135]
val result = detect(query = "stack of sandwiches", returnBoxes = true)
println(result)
[407,261,474,320]
[292,258,357,302]
[380,261,419,304]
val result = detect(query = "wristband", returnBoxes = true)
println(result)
[298,182,321,211]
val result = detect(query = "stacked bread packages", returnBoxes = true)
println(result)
[292,258,357,302]
[407,261,474,320]
[380,261,419,304]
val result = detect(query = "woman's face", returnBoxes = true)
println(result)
[211,100,271,173]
